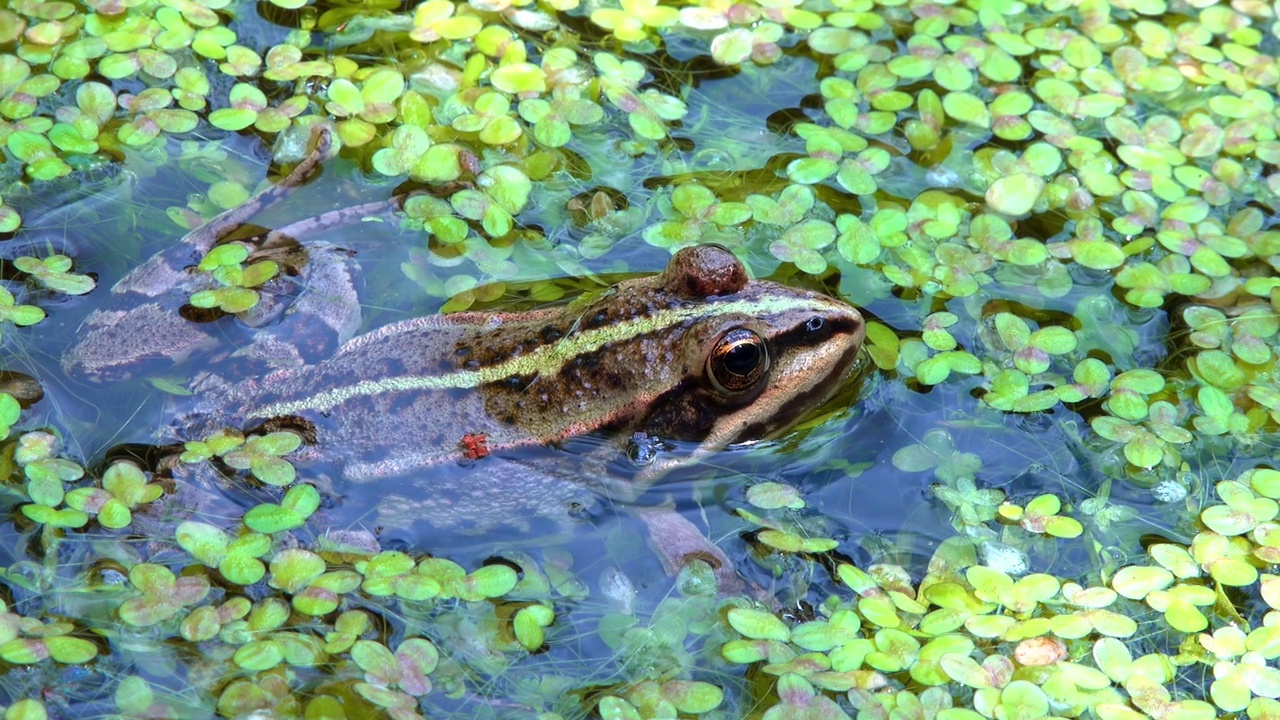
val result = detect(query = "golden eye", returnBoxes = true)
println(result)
[708,328,769,394]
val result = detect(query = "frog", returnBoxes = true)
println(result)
[62,127,867,591]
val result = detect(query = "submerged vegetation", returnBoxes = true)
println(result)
[0,0,1279,717]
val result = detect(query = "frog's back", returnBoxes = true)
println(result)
[233,312,564,480]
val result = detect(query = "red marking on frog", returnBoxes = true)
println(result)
[459,433,489,460]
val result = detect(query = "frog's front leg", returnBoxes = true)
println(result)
[636,504,746,595]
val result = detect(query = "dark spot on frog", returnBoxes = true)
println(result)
[540,325,563,343]
[289,329,342,363]
[501,373,538,391]
[246,415,318,445]
[454,345,482,370]
[583,309,611,330]
[370,355,406,377]
[179,303,226,324]
[471,344,508,368]
[568,347,604,372]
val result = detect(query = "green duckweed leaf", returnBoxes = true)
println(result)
[727,608,789,641]
[268,548,326,594]
[118,564,211,627]
[514,603,554,650]
[221,432,301,486]
[746,482,804,510]
[0,287,46,327]
[244,484,320,533]
[21,504,88,528]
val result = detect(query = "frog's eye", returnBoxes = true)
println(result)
[708,328,769,394]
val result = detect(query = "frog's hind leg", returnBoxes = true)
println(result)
[177,125,339,259]
[116,126,338,298]
[63,127,340,382]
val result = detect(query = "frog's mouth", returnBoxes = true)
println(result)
[756,343,873,443]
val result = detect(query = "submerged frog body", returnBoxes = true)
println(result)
[63,129,866,583]
[182,244,865,530]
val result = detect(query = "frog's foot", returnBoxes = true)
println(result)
[636,503,748,596]
[228,241,363,372]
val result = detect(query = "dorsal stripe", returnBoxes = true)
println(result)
[249,295,833,417]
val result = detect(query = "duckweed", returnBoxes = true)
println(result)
[2,0,1280,716]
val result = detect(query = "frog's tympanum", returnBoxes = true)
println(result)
[64,128,866,591]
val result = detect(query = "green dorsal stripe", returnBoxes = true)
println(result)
[249,295,831,417]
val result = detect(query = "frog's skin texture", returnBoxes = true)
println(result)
[63,127,866,591]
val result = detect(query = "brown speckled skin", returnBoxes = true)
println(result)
[65,128,872,536]
[177,246,866,531]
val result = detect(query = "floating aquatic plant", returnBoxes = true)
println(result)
[177,521,272,585]
[0,287,45,334]
[5,0,1280,715]
[188,242,280,314]
[244,483,320,533]
[63,461,162,529]
[117,563,211,627]
[208,83,308,134]
[643,183,750,250]
[0,393,18,441]
[0,600,98,665]
[221,431,302,487]
[12,254,95,295]
[15,431,83,513]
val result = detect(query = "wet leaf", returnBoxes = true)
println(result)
[747,482,804,510]
[515,603,554,650]
[727,608,789,641]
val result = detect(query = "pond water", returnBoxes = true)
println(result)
[1,0,1278,718]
